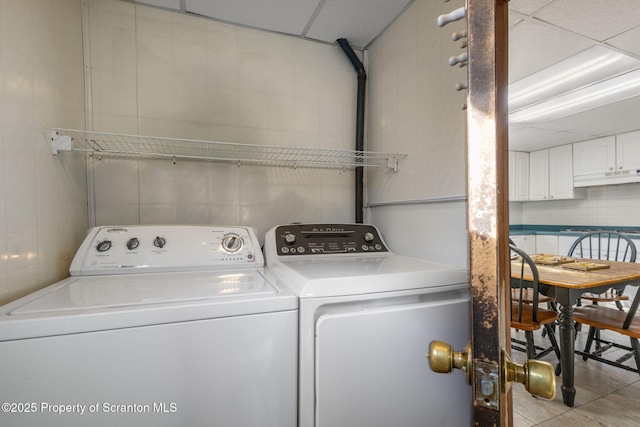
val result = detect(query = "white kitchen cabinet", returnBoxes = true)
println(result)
[535,235,558,254]
[510,235,535,254]
[529,150,549,201]
[529,145,585,200]
[509,151,529,201]
[616,130,640,171]
[549,145,578,199]
[573,136,616,176]
[574,131,640,186]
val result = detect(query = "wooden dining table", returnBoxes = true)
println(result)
[510,257,640,407]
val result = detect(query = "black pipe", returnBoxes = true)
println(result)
[336,38,366,224]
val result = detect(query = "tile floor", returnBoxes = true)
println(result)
[511,321,640,426]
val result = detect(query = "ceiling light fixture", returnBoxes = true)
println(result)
[509,46,640,113]
[509,68,640,124]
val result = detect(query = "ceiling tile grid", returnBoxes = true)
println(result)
[608,25,640,57]
[304,0,412,49]
[535,0,640,42]
[185,0,321,36]
[508,0,640,150]
[508,19,592,83]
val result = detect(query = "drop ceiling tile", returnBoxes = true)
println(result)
[185,0,321,36]
[509,19,592,83]
[508,126,580,151]
[304,0,413,48]
[539,96,640,136]
[508,0,554,16]
[607,25,640,58]
[508,11,523,28]
[535,0,640,41]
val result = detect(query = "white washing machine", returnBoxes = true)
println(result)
[0,225,297,427]
[264,223,471,427]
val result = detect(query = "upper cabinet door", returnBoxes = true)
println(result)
[616,130,640,172]
[573,136,616,176]
[508,151,517,201]
[529,149,549,200]
[509,151,529,201]
[549,144,574,200]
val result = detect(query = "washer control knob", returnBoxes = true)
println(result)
[154,236,166,249]
[222,234,243,253]
[97,240,112,252]
[363,232,375,243]
[126,237,139,250]
[284,233,296,245]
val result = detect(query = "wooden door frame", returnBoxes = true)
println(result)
[466,0,511,425]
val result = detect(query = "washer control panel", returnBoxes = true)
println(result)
[273,224,388,256]
[70,225,262,275]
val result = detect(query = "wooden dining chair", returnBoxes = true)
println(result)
[568,231,637,310]
[573,287,640,375]
[568,231,637,354]
[509,237,557,335]
[510,244,562,376]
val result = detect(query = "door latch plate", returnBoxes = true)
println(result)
[475,360,499,410]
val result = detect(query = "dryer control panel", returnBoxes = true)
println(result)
[70,225,263,275]
[273,224,388,256]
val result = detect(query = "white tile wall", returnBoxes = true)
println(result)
[367,0,468,204]
[0,0,87,305]
[365,0,469,263]
[513,182,640,226]
[88,0,356,242]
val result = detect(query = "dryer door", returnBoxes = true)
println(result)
[314,292,470,427]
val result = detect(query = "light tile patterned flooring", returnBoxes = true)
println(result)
[511,320,640,427]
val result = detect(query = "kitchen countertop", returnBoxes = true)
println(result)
[509,225,640,237]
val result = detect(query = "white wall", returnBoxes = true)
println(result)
[0,0,87,305]
[368,201,467,266]
[511,183,640,226]
[87,0,358,240]
[366,0,468,267]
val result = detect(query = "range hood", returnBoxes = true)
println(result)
[574,169,640,187]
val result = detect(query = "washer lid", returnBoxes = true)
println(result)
[11,270,275,314]
[268,254,469,298]
[0,270,297,340]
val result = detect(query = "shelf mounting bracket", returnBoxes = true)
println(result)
[45,129,72,156]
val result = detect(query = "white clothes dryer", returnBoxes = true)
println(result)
[0,225,297,427]
[264,223,471,427]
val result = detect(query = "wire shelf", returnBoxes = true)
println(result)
[45,128,405,171]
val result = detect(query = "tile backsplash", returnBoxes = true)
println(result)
[510,182,640,226]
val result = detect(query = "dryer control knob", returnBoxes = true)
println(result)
[154,236,166,249]
[363,232,375,243]
[284,233,296,245]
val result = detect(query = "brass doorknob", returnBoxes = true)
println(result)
[426,340,556,400]
[502,349,556,400]
[426,340,472,384]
